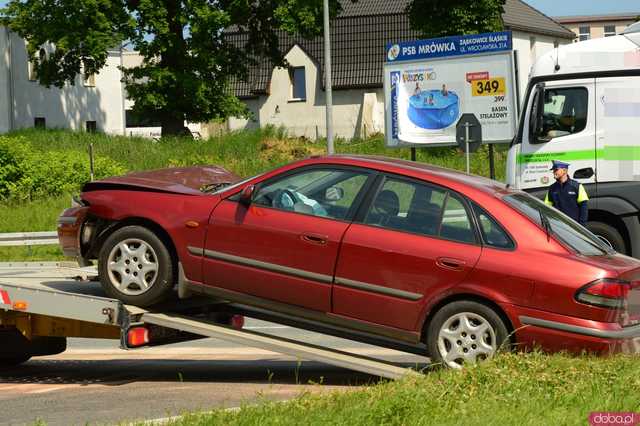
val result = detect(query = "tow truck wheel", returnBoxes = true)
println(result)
[586,221,626,254]
[425,301,510,369]
[99,225,174,307]
[0,355,31,367]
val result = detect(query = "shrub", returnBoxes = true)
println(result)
[0,136,125,201]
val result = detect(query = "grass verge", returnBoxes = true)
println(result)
[157,352,640,426]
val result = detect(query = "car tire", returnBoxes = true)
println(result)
[98,225,175,307]
[425,300,510,369]
[586,221,626,254]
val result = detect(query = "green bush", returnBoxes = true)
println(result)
[0,136,125,201]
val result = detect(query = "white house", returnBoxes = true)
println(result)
[0,27,126,135]
[226,0,576,140]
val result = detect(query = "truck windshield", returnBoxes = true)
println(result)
[504,193,612,256]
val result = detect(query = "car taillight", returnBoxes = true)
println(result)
[230,315,245,329]
[575,278,637,309]
[127,326,150,347]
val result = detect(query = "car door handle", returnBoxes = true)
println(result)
[573,167,594,179]
[436,257,466,270]
[300,233,328,245]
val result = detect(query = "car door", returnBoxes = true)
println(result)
[518,79,596,190]
[332,175,482,331]
[202,166,373,312]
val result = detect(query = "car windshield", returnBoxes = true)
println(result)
[503,193,612,256]
[208,172,267,195]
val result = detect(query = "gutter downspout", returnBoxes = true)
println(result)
[6,27,15,131]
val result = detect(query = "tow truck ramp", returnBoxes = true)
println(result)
[0,265,421,380]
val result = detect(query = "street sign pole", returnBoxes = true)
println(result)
[464,122,471,174]
[323,0,334,154]
[456,113,482,175]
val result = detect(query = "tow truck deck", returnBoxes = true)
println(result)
[0,263,421,380]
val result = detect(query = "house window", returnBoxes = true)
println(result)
[28,48,46,81]
[290,67,306,101]
[529,36,537,62]
[28,60,37,81]
[34,117,46,129]
[84,73,96,87]
[578,26,590,41]
[86,121,97,133]
[604,25,616,37]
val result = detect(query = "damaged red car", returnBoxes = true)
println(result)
[58,156,640,368]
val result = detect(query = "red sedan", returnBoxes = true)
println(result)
[58,156,640,368]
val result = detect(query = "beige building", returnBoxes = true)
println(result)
[227,0,576,141]
[556,13,639,41]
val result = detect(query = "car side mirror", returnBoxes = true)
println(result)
[325,186,344,202]
[239,185,255,206]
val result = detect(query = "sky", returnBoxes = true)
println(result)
[523,0,640,17]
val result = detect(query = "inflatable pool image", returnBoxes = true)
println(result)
[408,89,459,130]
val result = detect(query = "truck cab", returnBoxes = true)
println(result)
[507,22,640,256]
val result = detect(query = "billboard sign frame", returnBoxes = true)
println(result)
[384,31,518,148]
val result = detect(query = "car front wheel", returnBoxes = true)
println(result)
[426,301,510,369]
[98,225,174,306]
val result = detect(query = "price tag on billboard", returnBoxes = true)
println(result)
[471,77,506,97]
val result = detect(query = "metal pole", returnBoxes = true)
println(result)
[323,0,334,154]
[489,143,495,180]
[89,143,95,181]
[465,123,470,174]
[411,147,416,161]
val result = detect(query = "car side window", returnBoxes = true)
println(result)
[364,178,446,237]
[253,168,370,220]
[471,203,515,249]
[439,193,476,244]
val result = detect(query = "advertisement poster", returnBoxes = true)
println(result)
[384,32,518,147]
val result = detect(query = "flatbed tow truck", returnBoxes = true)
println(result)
[0,262,421,380]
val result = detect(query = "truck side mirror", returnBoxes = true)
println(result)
[529,83,547,143]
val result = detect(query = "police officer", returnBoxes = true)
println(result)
[544,160,589,225]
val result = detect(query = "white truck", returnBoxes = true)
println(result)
[507,22,640,256]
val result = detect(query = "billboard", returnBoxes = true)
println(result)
[384,32,518,147]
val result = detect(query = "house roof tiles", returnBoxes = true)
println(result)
[229,0,574,98]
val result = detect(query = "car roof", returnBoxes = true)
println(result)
[305,154,512,196]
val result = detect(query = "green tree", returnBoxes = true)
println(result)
[407,0,506,38]
[1,0,342,136]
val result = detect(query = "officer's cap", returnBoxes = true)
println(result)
[550,160,570,170]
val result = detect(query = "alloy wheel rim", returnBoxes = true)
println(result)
[437,312,497,369]
[106,238,158,296]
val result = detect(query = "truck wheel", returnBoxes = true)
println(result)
[587,221,626,254]
[99,225,175,307]
[425,301,510,369]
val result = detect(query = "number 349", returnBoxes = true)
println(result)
[472,78,505,97]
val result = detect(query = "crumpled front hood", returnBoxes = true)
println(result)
[82,166,241,195]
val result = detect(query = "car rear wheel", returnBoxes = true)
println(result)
[98,226,174,306]
[426,301,510,369]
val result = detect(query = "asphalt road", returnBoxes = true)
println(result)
[0,319,429,426]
